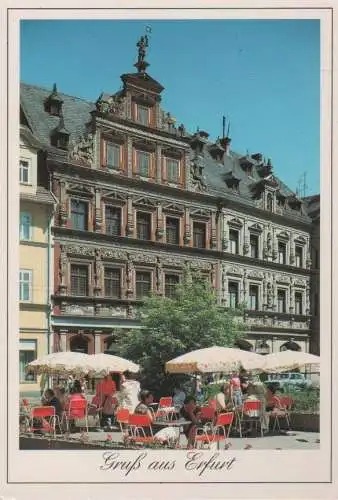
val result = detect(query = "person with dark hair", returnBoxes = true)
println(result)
[41,388,63,418]
[134,390,154,421]
[215,383,233,413]
[266,384,281,411]
[179,396,203,448]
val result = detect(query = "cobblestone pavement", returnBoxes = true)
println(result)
[69,429,320,450]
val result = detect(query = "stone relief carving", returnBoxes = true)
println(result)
[99,248,127,261]
[68,133,94,164]
[190,155,207,192]
[226,265,243,276]
[96,93,126,118]
[275,274,290,284]
[66,245,95,257]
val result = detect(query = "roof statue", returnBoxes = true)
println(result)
[135,35,150,73]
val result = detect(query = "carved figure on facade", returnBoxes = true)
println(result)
[264,232,272,259]
[190,155,207,191]
[59,245,68,293]
[126,254,134,296]
[68,133,94,164]
[267,282,273,309]
[155,257,163,293]
[66,245,95,257]
[94,249,103,292]
[95,93,126,118]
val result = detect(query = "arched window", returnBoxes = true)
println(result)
[266,193,273,211]
[235,339,254,352]
[70,335,89,354]
[280,341,301,352]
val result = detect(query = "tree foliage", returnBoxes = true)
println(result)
[118,268,248,397]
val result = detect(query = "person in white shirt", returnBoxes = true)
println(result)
[215,383,233,413]
[117,370,141,413]
[173,386,186,409]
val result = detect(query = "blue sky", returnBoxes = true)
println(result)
[20,19,320,195]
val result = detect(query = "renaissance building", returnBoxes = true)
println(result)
[19,35,318,357]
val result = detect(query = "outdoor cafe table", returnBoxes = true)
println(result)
[153,418,192,445]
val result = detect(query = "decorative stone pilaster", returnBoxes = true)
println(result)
[184,151,192,190]
[59,330,68,352]
[94,331,102,354]
[306,250,312,270]
[59,245,68,295]
[59,181,68,227]
[242,271,248,305]
[155,257,163,295]
[289,280,294,314]
[156,203,164,241]
[126,254,134,298]
[272,229,278,261]
[156,145,162,184]
[126,197,134,236]
[222,215,229,250]
[289,236,295,265]
[127,137,133,177]
[93,249,103,297]
[94,127,100,168]
[305,282,311,314]
[210,211,217,250]
[94,189,102,232]
[221,264,228,307]
[184,208,191,245]
[126,94,132,120]
[243,220,249,255]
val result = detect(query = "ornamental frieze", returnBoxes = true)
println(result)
[99,248,127,261]
[66,245,96,257]
[68,133,94,165]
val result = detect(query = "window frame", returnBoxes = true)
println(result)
[249,233,259,259]
[164,273,180,299]
[166,216,180,245]
[104,267,121,299]
[294,291,303,315]
[136,211,152,241]
[248,284,259,311]
[106,142,121,170]
[135,270,152,299]
[19,340,37,383]
[19,158,31,185]
[277,288,287,313]
[295,245,303,268]
[137,104,150,126]
[193,221,207,249]
[20,212,32,241]
[19,269,32,302]
[228,281,239,309]
[70,199,89,231]
[70,264,89,297]
[105,205,122,236]
[278,241,287,265]
[166,157,180,183]
[136,150,151,177]
[229,229,239,254]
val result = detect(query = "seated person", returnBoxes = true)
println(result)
[266,385,281,412]
[173,386,186,410]
[132,390,155,437]
[179,396,204,448]
[42,388,63,418]
[215,383,233,413]
[53,386,66,413]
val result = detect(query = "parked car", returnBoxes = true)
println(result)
[264,372,312,391]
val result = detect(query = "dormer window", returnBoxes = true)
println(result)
[51,116,70,150]
[266,193,273,211]
[137,104,150,126]
[44,83,63,116]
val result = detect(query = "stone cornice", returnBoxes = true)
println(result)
[49,158,312,231]
[52,227,312,276]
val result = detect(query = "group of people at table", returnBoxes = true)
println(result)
[30,368,287,447]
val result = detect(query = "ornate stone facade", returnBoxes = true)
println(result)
[20,36,317,355]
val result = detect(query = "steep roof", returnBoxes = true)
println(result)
[20,82,311,222]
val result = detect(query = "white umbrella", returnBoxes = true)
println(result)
[26,351,93,376]
[262,350,320,373]
[165,346,266,374]
[87,353,140,376]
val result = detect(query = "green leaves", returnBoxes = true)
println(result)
[119,267,247,397]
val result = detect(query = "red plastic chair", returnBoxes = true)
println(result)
[29,406,61,437]
[194,412,234,449]
[238,400,263,438]
[127,414,155,444]
[116,408,130,434]
[272,395,293,431]
[156,397,176,421]
[62,398,88,434]
[200,406,216,422]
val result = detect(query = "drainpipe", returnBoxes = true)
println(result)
[47,167,58,355]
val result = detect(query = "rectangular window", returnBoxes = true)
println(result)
[137,105,150,126]
[19,270,32,302]
[19,340,37,383]
[166,158,180,182]
[20,212,32,240]
[136,271,151,298]
[19,159,30,184]
[193,222,206,248]
[165,274,180,298]
[136,151,150,177]
[295,246,303,268]
[71,200,88,231]
[105,206,121,236]
[248,285,259,311]
[277,289,287,313]
[250,234,259,259]
[106,143,120,169]
[278,242,286,265]
[229,229,239,254]
[295,292,303,315]
[136,212,151,240]
[166,217,180,245]
[228,281,239,308]
[70,265,88,296]
[104,268,121,298]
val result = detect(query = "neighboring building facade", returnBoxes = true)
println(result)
[19,36,317,356]
[19,125,55,393]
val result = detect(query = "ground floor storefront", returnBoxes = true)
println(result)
[19,331,48,393]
